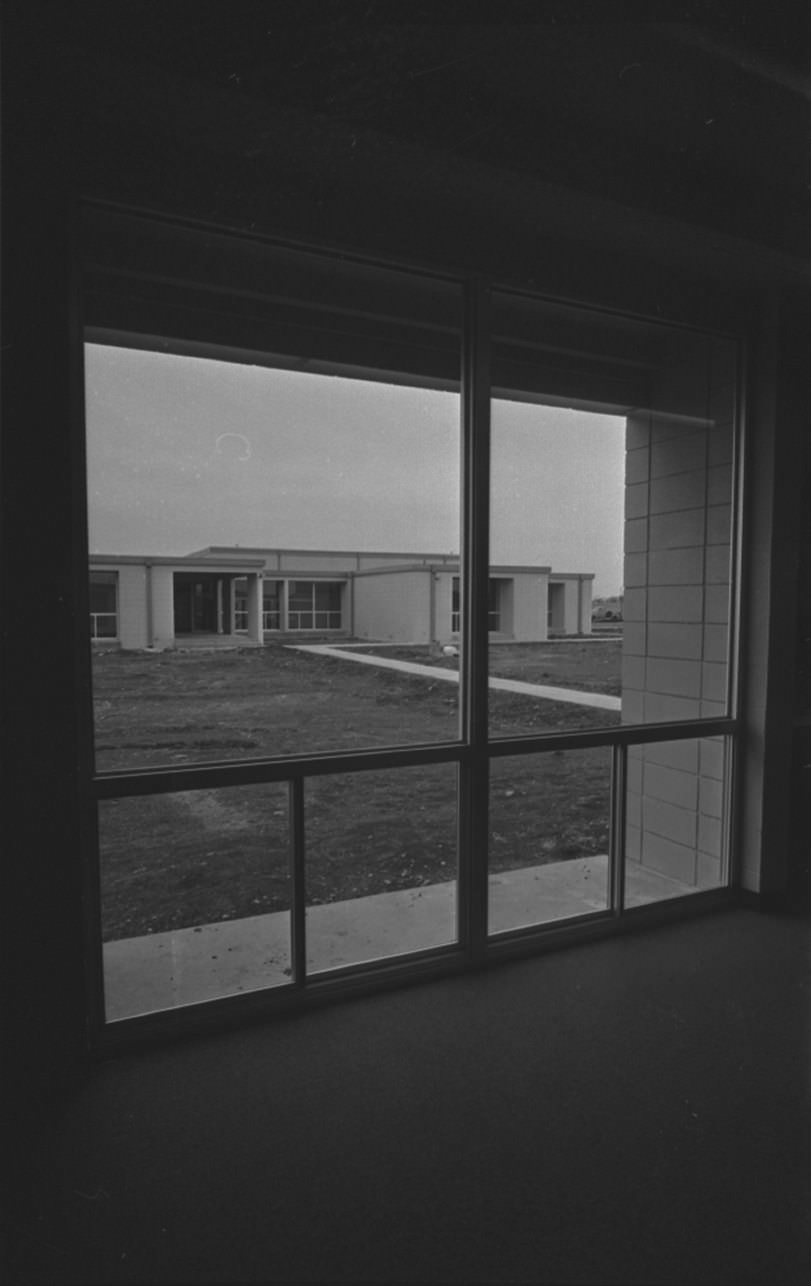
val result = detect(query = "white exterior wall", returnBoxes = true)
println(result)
[116,565,149,649]
[358,553,456,571]
[352,571,432,642]
[511,573,549,642]
[623,337,735,890]
[563,580,580,634]
[579,578,593,635]
[150,566,176,649]
[277,552,359,573]
[433,570,457,643]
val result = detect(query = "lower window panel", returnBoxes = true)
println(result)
[304,763,458,973]
[624,736,729,906]
[99,783,292,1020]
[488,749,612,932]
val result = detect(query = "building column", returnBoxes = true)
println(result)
[247,573,263,644]
[578,576,593,635]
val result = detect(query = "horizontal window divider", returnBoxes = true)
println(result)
[82,198,470,288]
[485,888,737,962]
[488,908,616,945]
[303,942,466,989]
[92,719,737,799]
[94,946,470,1057]
[488,717,736,757]
[82,200,744,341]
[92,740,469,798]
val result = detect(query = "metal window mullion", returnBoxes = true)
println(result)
[610,742,627,915]
[289,777,307,985]
[459,277,492,962]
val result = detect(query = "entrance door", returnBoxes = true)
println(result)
[174,575,218,634]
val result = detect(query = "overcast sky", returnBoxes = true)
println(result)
[85,344,625,595]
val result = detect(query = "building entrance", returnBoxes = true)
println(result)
[173,574,220,634]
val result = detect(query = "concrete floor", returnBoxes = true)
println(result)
[103,857,696,1020]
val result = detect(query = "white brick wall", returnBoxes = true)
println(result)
[623,352,734,891]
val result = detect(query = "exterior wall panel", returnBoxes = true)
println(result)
[353,570,432,642]
[512,573,549,641]
[117,565,148,649]
[151,567,175,648]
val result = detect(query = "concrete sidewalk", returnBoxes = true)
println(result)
[290,644,621,712]
[103,858,694,1021]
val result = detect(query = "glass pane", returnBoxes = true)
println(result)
[85,251,462,768]
[305,764,458,973]
[489,291,737,738]
[624,736,729,906]
[489,749,611,932]
[100,783,291,1019]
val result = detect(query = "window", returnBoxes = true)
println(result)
[287,581,342,631]
[81,207,740,1034]
[234,578,249,632]
[89,570,117,639]
[262,582,282,631]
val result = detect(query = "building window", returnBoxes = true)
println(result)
[89,570,118,639]
[234,579,248,632]
[287,581,342,631]
[263,581,282,631]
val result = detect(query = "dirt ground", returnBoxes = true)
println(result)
[355,639,622,695]
[93,642,619,939]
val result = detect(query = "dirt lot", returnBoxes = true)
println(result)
[94,642,619,939]
[354,639,621,695]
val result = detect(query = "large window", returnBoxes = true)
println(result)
[287,581,342,631]
[81,208,740,1035]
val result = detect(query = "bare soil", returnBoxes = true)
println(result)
[93,642,620,939]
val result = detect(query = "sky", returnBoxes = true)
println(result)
[85,345,626,596]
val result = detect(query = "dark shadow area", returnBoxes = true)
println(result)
[8,909,810,1284]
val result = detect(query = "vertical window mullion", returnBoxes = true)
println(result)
[289,777,307,984]
[459,277,492,960]
[610,742,627,915]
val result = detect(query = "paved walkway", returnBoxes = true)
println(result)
[290,644,621,712]
[103,858,693,1020]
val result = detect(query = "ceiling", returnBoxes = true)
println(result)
[13,5,811,274]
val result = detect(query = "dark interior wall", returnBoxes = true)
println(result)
[2,4,809,1097]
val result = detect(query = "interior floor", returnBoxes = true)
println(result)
[8,905,810,1284]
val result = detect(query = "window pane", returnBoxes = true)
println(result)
[624,736,729,906]
[85,266,462,766]
[489,750,611,932]
[305,764,458,972]
[489,291,737,738]
[99,783,291,1019]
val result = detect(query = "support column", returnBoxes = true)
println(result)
[247,573,263,644]
[227,579,236,636]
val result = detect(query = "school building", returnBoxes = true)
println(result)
[88,546,594,649]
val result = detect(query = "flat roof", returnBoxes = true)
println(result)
[89,554,267,570]
[89,550,594,579]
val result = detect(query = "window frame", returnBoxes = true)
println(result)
[77,206,743,1052]
[88,569,118,641]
